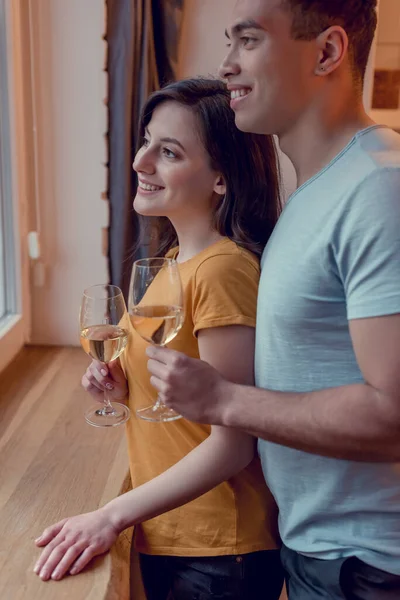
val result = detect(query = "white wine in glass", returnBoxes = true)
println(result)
[129,258,184,422]
[80,284,130,427]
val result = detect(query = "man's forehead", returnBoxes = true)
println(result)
[233,0,283,18]
[228,0,284,33]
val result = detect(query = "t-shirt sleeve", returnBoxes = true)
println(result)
[334,168,400,320]
[192,253,260,336]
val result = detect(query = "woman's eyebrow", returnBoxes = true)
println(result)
[160,137,185,151]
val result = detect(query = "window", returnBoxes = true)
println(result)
[0,190,5,319]
[0,0,28,374]
[0,0,17,330]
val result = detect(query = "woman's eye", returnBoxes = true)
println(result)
[163,148,177,159]
[142,137,150,147]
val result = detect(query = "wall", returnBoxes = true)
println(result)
[369,0,400,129]
[27,0,108,345]
[375,0,400,71]
[178,0,297,199]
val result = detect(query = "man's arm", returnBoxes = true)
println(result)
[147,313,400,462]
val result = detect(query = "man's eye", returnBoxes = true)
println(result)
[241,36,256,45]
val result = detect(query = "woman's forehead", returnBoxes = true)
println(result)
[147,102,203,148]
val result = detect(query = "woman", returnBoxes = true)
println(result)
[34,78,284,599]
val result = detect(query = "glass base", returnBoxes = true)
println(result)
[85,402,130,428]
[136,404,182,423]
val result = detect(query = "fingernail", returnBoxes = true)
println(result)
[70,568,77,575]
[33,564,39,574]
[146,347,154,356]
[101,369,108,376]
[105,383,114,390]
[51,570,60,580]
[40,570,48,580]
[35,536,41,543]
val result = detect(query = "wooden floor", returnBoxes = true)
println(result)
[0,345,287,600]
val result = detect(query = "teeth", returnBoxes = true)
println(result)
[138,182,163,192]
[231,88,251,100]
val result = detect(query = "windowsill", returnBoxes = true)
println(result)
[0,346,132,599]
[0,313,24,373]
[0,312,21,339]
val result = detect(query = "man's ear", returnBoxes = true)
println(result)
[314,25,349,76]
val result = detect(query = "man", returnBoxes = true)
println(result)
[147,0,400,597]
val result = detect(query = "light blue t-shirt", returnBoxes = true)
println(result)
[256,125,400,574]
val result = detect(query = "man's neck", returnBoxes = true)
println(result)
[279,98,375,189]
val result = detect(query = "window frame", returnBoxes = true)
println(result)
[0,0,30,373]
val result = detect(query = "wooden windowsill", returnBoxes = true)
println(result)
[0,346,132,599]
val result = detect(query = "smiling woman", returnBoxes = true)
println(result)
[33,77,284,600]
[134,78,281,259]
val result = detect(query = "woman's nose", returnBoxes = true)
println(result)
[132,148,155,175]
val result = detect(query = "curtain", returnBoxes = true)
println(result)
[105,0,184,299]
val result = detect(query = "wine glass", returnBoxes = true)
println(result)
[129,258,184,422]
[79,284,130,427]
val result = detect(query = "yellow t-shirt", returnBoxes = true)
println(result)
[122,238,279,557]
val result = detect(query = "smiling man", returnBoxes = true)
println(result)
[147,1,400,597]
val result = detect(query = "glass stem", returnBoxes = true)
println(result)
[152,343,165,412]
[102,389,115,415]
[152,395,163,412]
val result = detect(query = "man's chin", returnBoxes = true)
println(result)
[234,112,261,134]
[234,113,276,136]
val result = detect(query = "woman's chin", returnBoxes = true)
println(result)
[133,197,161,217]
[133,201,167,218]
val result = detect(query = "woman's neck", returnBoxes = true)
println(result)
[170,216,225,263]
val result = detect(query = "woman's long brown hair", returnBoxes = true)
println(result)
[136,78,281,258]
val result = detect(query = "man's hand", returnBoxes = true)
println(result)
[146,346,232,424]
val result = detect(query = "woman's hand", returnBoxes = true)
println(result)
[33,508,120,581]
[81,359,128,402]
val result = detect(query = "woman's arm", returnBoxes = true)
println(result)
[34,325,257,580]
[105,324,257,530]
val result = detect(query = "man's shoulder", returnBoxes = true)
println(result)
[344,125,400,181]
[357,125,400,168]
[327,126,400,212]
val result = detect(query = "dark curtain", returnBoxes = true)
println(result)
[106,0,184,299]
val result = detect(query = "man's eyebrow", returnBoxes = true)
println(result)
[225,19,265,39]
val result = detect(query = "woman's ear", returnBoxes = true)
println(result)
[213,175,226,197]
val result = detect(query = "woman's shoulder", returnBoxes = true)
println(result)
[195,238,260,277]
[168,238,259,270]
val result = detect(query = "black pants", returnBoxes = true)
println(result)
[282,545,400,599]
[139,550,284,600]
